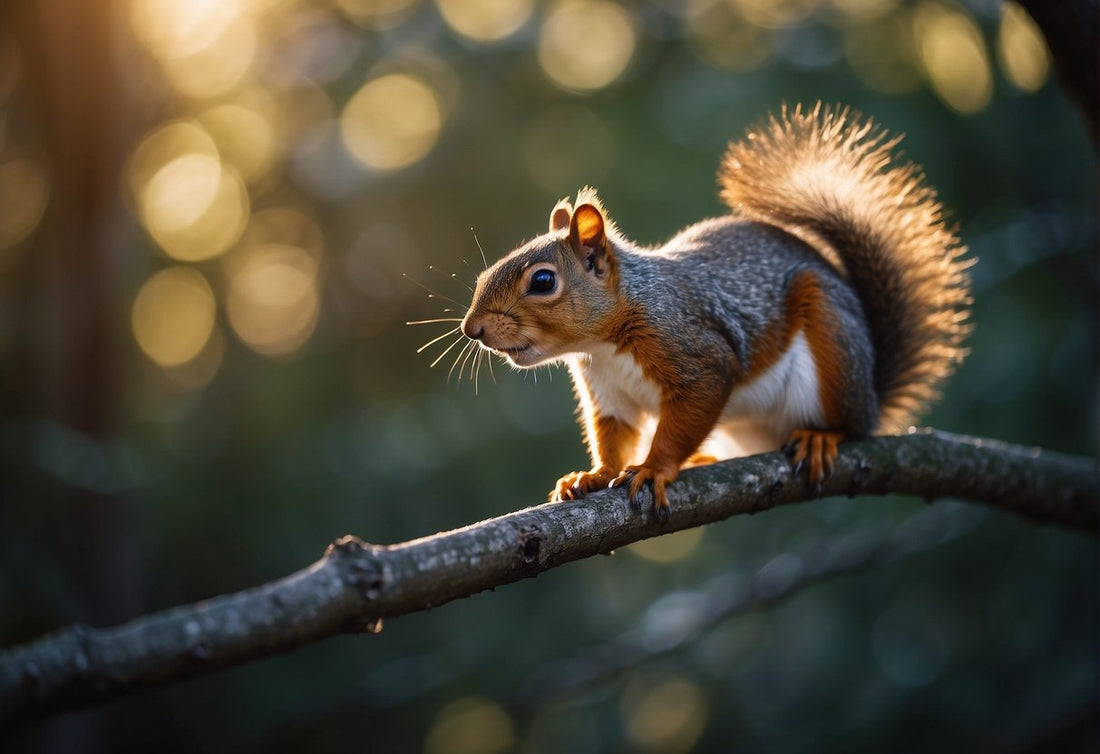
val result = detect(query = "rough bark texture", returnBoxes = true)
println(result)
[1,430,1096,728]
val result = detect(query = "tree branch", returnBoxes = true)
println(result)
[1,429,1096,727]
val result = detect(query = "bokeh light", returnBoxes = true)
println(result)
[226,243,320,357]
[997,1,1050,93]
[128,120,250,261]
[130,0,257,98]
[0,155,49,259]
[734,0,818,29]
[538,0,636,92]
[139,154,249,262]
[198,94,280,185]
[686,1,773,72]
[620,673,708,753]
[131,266,217,368]
[912,2,992,114]
[334,0,419,29]
[628,527,704,564]
[437,0,534,43]
[340,73,443,172]
[128,120,219,194]
[424,696,514,754]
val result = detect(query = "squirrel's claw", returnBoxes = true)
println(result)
[612,465,674,521]
[550,466,617,502]
[785,429,844,491]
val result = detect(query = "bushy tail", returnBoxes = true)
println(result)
[719,103,972,430]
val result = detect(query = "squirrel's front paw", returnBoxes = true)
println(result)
[550,466,618,502]
[611,464,678,522]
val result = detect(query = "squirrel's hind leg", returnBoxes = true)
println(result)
[682,452,718,468]
[784,428,845,493]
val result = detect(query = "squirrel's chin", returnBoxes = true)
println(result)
[499,345,548,368]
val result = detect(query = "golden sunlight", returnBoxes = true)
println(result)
[340,73,443,172]
[997,1,1050,93]
[437,0,535,43]
[538,0,636,92]
[138,154,249,262]
[226,244,320,357]
[130,0,257,98]
[131,266,217,368]
[913,3,992,115]
[130,0,239,59]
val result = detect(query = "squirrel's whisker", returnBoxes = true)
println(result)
[417,326,461,354]
[459,343,479,393]
[407,318,463,326]
[485,349,497,385]
[403,273,462,307]
[445,342,464,383]
[429,333,467,368]
[471,228,489,271]
[429,264,474,293]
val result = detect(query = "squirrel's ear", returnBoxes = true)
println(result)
[569,203,612,279]
[549,199,573,233]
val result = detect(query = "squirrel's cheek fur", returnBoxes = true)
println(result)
[461,103,971,518]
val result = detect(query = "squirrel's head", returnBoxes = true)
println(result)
[461,194,619,368]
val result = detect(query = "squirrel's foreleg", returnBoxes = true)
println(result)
[550,413,639,501]
[612,387,730,520]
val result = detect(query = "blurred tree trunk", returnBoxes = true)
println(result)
[3,0,138,749]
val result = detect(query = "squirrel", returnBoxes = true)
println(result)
[459,103,972,520]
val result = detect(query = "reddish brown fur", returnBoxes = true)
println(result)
[590,414,639,470]
[785,272,846,427]
[603,307,735,512]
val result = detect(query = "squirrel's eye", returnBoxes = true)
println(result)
[528,269,557,294]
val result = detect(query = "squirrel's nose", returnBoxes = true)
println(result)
[462,316,484,341]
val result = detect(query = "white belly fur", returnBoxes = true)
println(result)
[573,331,823,460]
